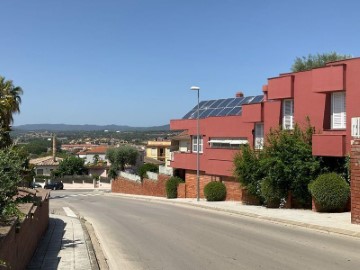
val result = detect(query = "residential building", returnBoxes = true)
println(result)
[146,140,171,166]
[170,57,360,200]
[77,146,109,165]
[30,156,63,176]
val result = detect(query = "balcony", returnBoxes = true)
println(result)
[267,75,294,100]
[170,151,199,171]
[312,131,346,157]
[242,103,262,122]
[312,65,344,93]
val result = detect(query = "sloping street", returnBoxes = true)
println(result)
[49,190,360,270]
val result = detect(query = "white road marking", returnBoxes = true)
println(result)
[63,207,77,217]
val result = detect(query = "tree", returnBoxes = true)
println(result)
[92,154,100,164]
[291,52,352,72]
[234,144,265,198]
[0,76,23,148]
[106,145,138,171]
[53,156,88,177]
[0,147,23,219]
[260,122,320,207]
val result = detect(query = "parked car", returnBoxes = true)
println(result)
[44,181,64,190]
[29,182,44,189]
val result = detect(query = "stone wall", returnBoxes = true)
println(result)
[0,190,50,270]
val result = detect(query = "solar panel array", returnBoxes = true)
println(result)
[182,95,264,120]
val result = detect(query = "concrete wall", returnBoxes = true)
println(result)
[0,190,49,270]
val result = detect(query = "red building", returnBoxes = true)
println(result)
[170,57,360,200]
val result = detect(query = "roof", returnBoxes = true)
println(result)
[182,95,264,120]
[171,130,190,140]
[143,156,165,165]
[79,146,109,155]
[30,156,63,166]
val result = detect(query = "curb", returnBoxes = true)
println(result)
[105,193,360,239]
[81,217,109,270]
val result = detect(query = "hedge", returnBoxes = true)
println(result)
[204,181,226,201]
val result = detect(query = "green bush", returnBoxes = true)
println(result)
[233,145,264,198]
[204,181,226,201]
[260,176,281,207]
[166,176,184,199]
[138,163,159,180]
[308,173,350,212]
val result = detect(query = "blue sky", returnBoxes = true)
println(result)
[1,0,360,127]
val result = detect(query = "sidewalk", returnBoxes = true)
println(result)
[27,214,96,270]
[107,193,360,238]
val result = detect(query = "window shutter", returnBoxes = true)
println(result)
[332,92,346,129]
[255,123,264,149]
[282,99,294,130]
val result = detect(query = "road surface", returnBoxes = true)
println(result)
[49,189,360,270]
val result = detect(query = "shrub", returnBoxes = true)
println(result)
[260,121,320,207]
[308,173,350,212]
[204,181,226,201]
[260,176,281,207]
[138,163,159,180]
[233,145,264,198]
[166,176,184,199]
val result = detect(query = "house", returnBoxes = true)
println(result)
[170,57,360,201]
[77,146,109,165]
[146,140,171,166]
[30,156,63,176]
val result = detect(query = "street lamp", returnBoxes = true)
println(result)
[190,86,200,201]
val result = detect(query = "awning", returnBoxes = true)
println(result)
[208,139,248,145]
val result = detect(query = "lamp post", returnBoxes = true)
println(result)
[190,86,200,201]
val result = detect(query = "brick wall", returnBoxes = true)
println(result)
[111,174,170,197]
[177,183,186,198]
[0,190,49,270]
[351,140,360,224]
[184,171,242,201]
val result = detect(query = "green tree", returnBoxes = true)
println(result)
[0,76,23,148]
[53,156,88,177]
[291,52,352,72]
[138,163,159,180]
[0,147,23,219]
[234,144,265,198]
[106,145,138,171]
[93,154,100,164]
[260,123,320,207]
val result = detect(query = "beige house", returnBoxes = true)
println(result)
[146,140,171,166]
[30,156,63,176]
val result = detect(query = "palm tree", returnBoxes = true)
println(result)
[0,76,23,148]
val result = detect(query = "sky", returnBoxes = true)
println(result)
[1,0,360,127]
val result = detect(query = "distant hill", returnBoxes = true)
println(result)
[13,124,170,132]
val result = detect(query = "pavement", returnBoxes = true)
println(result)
[27,190,360,269]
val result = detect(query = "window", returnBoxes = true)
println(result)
[208,138,248,149]
[254,123,264,150]
[282,99,294,130]
[151,148,157,156]
[37,169,44,175]
[331,92,346,129]
[192,136,203,153]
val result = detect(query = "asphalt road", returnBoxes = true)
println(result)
[50,190,360,270]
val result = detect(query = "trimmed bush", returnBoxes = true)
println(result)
[308,173,350,212]
[166,176,184,199]
[204,181,226,201]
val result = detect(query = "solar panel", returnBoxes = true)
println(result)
[182,95,264,119]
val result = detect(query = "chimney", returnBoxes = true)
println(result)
[236,91,244,98]
[53,134,56,162]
